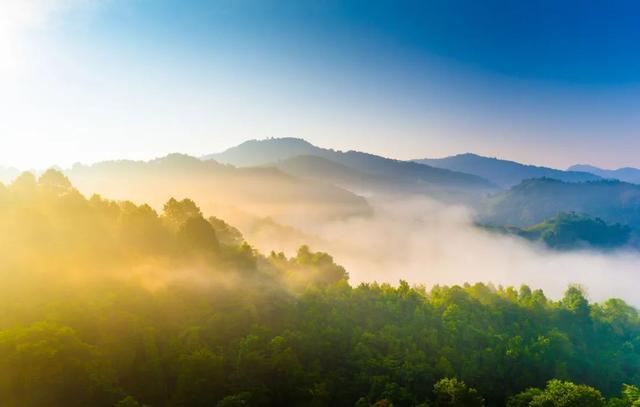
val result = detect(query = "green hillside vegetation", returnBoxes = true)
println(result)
[482,178,640,228]
[482,212,633,250]
[0,171,639,406]
[66,153,371,225]
[415,153,601,188]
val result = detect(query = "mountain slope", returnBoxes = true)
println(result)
[415,153,601,187]
[205,138,497,200]
[482,178,640,227]
[204,138,321,167]
[65,153,371,226]
[482,212,633,250]
[268,155,374,186]
[569,164,640,184]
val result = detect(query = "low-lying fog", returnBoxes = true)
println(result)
[249,197,640,307]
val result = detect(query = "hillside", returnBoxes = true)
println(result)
[482,212,633,250]
[268,155,374,186]
[570,164,640,184]
[0,171,638,406]
[204,138,321,167]
[481,178,640,227]
[65,153,371,227]
[206,138,497,201]
[416,153,601,187]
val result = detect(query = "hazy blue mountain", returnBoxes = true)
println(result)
[481,212,633,250]
[205,138,497,201]
[482,178,640,228]
[415,153,601,187]
[268,155,374,186]
[66,153,371,224]
[204,138,321,167]
[569,164,640,184]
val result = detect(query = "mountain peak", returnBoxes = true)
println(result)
[203,138,321,167]
[238,137,315,148]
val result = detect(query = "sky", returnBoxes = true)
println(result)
[2,0,640,170]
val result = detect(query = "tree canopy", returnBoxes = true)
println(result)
[0,170,638,406]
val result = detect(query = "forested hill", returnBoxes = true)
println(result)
[481,212,633,250]
[65,153,371,224]
[482,178,640,228]
[0,170,639,406]
[416,153,601,188]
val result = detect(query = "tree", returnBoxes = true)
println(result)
[0,322,117,406]
[507,388,544,407]
[513,380,605,407]
[562,286,590,321]
[38,169,72,196]
[433,378,485,407]
[177,216,219,252]
[10,171,37,198]
[162,197,202,228]
[173,348,225,407]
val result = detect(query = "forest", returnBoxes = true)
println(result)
[0,170,639,406]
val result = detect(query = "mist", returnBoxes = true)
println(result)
[248,196,640,307]
[13,156,640,307]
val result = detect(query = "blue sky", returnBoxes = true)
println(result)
[2,0,640,169]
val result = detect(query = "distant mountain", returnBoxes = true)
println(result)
[482,178,640,228]
[415,153,601,188]
[66,153,371,226]
[569,164,640,184]
[482,212,633,250]
[205,138,497,201]
[269,155,374,186]
[204,138,321,167]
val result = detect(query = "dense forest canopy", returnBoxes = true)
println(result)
[481,212,634,250]
[0,170,639,406]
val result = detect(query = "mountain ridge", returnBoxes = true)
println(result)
[569,164,640,184]
[481,177,640,228]
[415,152,602,187]
[204,138,497,202]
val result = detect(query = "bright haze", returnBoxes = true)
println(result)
[2,0,640,169]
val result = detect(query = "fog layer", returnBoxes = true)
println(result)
[248,197,640,306]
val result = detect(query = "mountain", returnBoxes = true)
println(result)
[204,138,321,167]
[569,164,640,184]
[482,178,640,228]
[205,138,497,201]
[268,155,375,186]
[415,153,601,188]
[65,153,371,227]
[481,212,633,250]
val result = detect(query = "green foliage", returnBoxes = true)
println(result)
[0,173,638,406]
[483,178,640,229]
[482,212,632,250]
[0,322,118,406]
[433,378,484,406]
[510,379,605,407]
[163,197,202,229]
[524,212,631,249]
